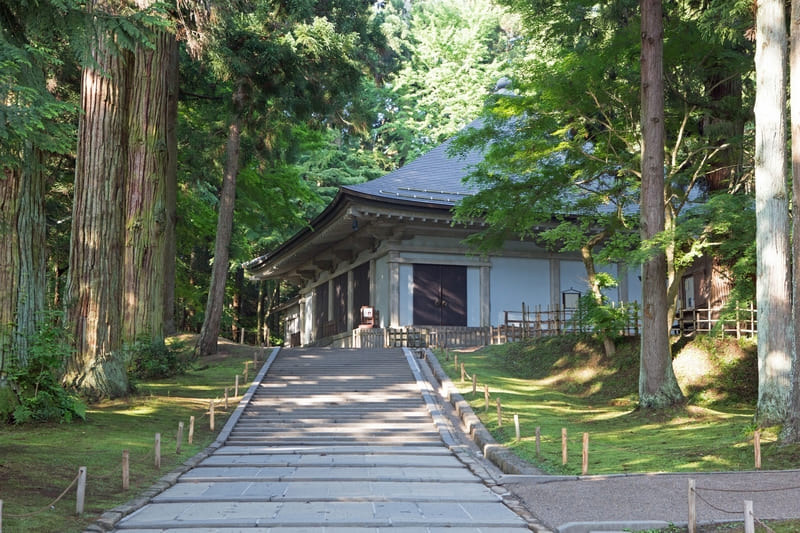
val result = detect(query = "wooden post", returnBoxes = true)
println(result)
[1,498,3,531]
[472,374,477,395]
[460,362,465,383]
[244,363,249,382]
[189,415,195,444]
[496,398,502,427]
[744,500,754,533]
[484,385,490,412]
[154,433,161,469]
[209,400,215,431]
[688,479,696,533]
[754,430,761,469]
[453,352,457,371]
[253,350,258,364]
[582,432,589,475]
[122,451,130,490]
[514,414,521,443]
[76,466,87,515]
[176,421,184,454]
[561,428,568,465]
[224,387,229,409]
[235,374,239,397]
[535,427,541,457]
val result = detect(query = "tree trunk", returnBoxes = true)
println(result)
[196,86,245,357]
[123,11,177,343]
[579,234,616,357]
[754,0,793,426]
[638,0,683,409]
[163,26,179,337]
[63,9,131,398]
[785,0,800,444]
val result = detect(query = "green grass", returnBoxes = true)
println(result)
[438,334,800,475]
[0,336,267,533]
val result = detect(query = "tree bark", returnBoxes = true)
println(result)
[196,85,245,357]
[123,11,177,343]
[782,0,800,441]
[163,35,179,337]
[638,0,683,409]
[754,0,793,426]
[63,7,131,398]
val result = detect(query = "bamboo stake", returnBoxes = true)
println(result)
[122,451,130,490]
[514,414,521,443]
[472,374,477,395]
[176,421,184,454]
[484,385,490,412]
[460,362,465,383]
[535,427,541,457]
[754,430,761,469]
[209,400,215,431]
[189,416,195,444]
[76,466,87,514]
[562,428,568,465]
[688,479,696,533]
[496,398,502,427]
[154,433,161,469]
[582,432,589,475]
[235,375,239,397]
[224,387,229,409]
[744,500,754,533]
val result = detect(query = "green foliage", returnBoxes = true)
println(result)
[6,312,86,424]
[573,274,630,342]
[126,337,190,380]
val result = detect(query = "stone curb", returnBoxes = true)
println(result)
[420,348,552,532]
[82,347,281,532]
[421,348,542,477]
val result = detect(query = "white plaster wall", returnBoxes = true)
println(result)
[490,257,551,325]
[399,263,413,326]
[560,260,588,295]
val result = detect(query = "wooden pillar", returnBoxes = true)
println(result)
[549,257,561,309]
[480,265,491,327]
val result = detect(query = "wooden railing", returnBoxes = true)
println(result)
[502,302,641,342]
[676,303,757,338]
[349,326,493,349]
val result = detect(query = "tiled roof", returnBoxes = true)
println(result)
[343,122,484,207]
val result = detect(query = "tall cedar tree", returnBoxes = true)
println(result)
[638,0,683,408]
[0,0,78,393]
[787,0,800,443]
[65,0,174,398]
[753,0,793,425]
[193,0,384,356]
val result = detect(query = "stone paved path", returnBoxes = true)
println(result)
[111,347,531,532]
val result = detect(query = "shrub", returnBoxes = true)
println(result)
[7,311,86,424]
[126,336,189,380]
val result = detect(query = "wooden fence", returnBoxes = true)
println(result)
[675,303,757,338]
[349,326,493,349]
[501,302,641,343]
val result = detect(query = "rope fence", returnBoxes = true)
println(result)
[453,358,800,531]
[1,354,265,528]
[456,360,772,476]
[688,479,799,533]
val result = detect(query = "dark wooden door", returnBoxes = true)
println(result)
[413,264,467,326]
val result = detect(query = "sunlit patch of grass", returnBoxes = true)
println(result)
[437,335,800,475]
[0,335,260,533]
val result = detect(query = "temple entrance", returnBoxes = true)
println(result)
[412,264,467,326]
